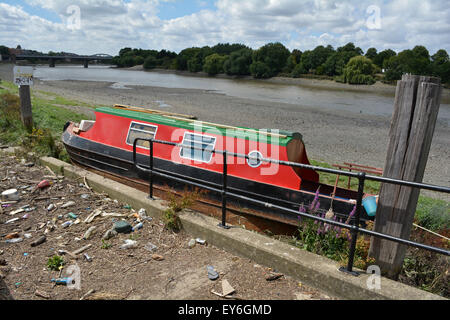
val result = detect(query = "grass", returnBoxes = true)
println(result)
[0,80,95,161]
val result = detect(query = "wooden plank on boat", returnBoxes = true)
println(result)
[113,104,197,119]
[113,104,288,139]
[369,75,442,279]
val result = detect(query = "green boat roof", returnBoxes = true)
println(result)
[96,106,300,146]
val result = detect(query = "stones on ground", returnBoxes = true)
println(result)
[151,254,164,261]
[207,265,219,281]
[114,220,132,234]
[102,228,117,240]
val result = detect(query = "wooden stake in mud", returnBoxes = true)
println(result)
[369,75,442,279]
[19,85,33,132]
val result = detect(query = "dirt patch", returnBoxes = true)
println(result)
[0,153,334,300]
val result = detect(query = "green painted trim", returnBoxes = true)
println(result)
[95,107,296,146]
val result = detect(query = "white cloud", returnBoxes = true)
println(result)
[0,0,448,55]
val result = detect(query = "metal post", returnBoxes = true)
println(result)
[148,139,154,200]
[218,150,230,229]
[340,172,365,276]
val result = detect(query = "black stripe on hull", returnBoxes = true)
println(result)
[62,130,371,224]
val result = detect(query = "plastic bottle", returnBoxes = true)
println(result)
[132,222,143,231]
[51,277,74,285]
[5,238,23,243]
[61,221,73,228]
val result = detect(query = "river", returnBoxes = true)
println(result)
[33,65,450,124]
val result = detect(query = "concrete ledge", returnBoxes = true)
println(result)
[37,156,445,300]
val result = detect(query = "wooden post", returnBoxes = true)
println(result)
[19,85,33,132]
[369,75,442,279]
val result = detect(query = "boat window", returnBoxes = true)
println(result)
[126,121,158,149]
[247,150,263,168]
[180,132,216,163]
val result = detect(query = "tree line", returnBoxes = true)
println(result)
[112,42,449,85]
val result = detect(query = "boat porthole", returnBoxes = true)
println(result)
[247,151,263,168]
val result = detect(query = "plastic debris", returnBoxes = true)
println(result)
[144,242,157,252]
[10,208,25,216]
[5,238,23,244]
[73,244,92,255]
[80,194,90,200]
[61,221,73,228]
[51,277,74,285]
[47,204,56,211]
[61,201,76,208]
[188,239,196,249]
[222,279,235,296]
[196,238,206,245]
[31,236,46,247]
[37,180,52,189]
[83,226,97,240]
[24,233,32,239]
[114,220,132,234]
[5,232,20,239]
[132,222,143,231]
[84,209,101,223]
[207,265,219,280]
[68,212,78,219]
[5,217,19,224]
[120,239,137,249]
[1,189,20,201]
[83,253,92,262]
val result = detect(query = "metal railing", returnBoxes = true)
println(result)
[132,137,450,276]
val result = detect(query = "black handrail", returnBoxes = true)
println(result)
[132,137,450,276]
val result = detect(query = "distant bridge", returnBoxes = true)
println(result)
[12,53,114,68]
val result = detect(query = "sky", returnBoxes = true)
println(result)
[1,0,449,56]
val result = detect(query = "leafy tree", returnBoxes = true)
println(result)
[223,48,253,75]
[0,45,9,57]
[310,45,335,72]
[373,49,396,68]
[431,49,450,84]
[186,46,213,72]
[291,62,307,78]
[211,43,248,55]
[143,56,158,69]
[203,53,228,75]
[342,56,377,84]
[249,61,272,79]
[365,47,378,61]
[250,42,290,78]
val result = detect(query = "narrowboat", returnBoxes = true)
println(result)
[62,104,373,226]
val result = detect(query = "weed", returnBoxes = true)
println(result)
[101,239,112,249]
[162,188,203,231]
[47,255,65,271]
